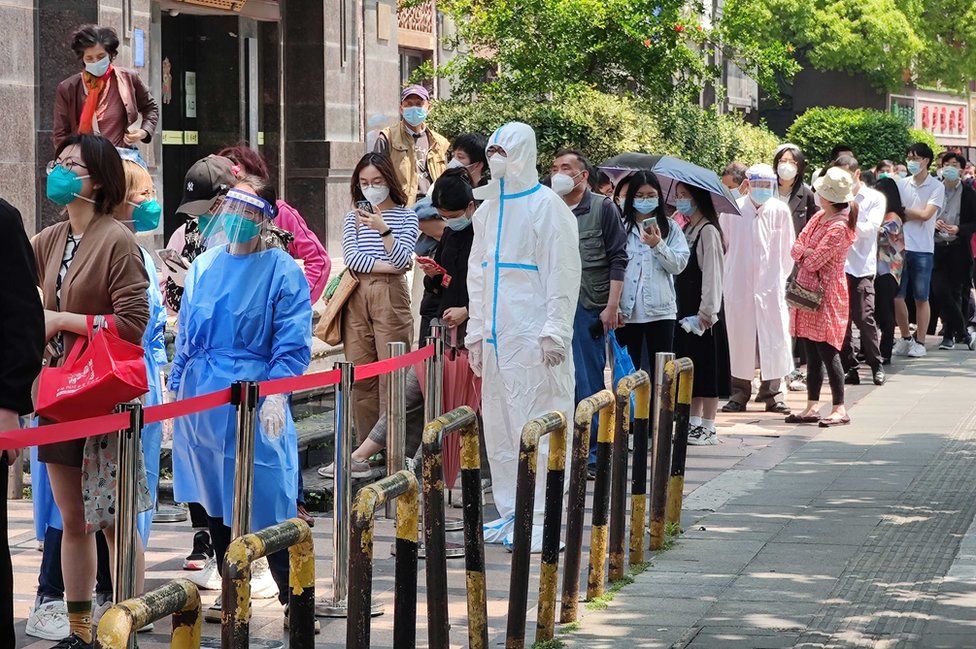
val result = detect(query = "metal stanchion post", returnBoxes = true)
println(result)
[229,381,259,540]
[114,402,143,648]
[386,341,407,520]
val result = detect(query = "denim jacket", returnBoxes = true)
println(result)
[619,222,690,323]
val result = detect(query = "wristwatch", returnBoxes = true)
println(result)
[380,228,393,238]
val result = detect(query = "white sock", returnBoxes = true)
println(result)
[690,416,702,428]
[702,419,716,432]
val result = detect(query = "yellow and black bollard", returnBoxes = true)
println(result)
[650,361,677,550]
[458,410,490,649]
[221,519,315,649]
[561,391,615,624]
[95,579,201,649]
[608,371,650,581]
[347,470,420,649]
[666,358,695,529]
[506,411,568,649]
[585,396,616,601]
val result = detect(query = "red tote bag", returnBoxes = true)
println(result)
[36,316,148,423]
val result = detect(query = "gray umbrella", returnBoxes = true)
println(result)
[601,153,740,215]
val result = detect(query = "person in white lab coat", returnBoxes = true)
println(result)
[466,122,582,548]
[720,164,796,414]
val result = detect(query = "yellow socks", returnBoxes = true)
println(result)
[66,600,93,644]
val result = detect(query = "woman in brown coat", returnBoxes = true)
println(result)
[33,133,149,649]
[53,25,158,151]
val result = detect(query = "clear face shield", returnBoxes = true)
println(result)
[205,188,273,247]
[748,175,777,205]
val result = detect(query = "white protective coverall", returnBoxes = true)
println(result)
[720,182,796,382]
[466,122,582,540]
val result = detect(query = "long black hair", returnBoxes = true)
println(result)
[875,177,905,220]
[773,145,808,197]
[676,181,724,247]
[622,171,670,240]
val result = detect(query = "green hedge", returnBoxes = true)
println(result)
[428,87,780,173]
[786,107,916,170]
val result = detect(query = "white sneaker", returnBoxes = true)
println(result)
[250,556,279,599]
[908,341,927,358]
[187,556,222,590]
[893,338,914,356]
[92,597,113,629]
[687,425,712,446]
[25,598,69,640]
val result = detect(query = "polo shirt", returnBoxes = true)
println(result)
[897,174,945,253]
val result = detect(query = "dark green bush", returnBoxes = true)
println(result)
[787,107,914,170]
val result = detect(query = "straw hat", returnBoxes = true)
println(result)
[813,167,856,204]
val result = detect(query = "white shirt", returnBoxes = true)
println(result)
[845,184,885,277]
[897,174,945,253]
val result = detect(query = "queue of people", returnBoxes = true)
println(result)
[3,23,976,647]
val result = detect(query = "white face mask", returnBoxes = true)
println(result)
[777,162,798,181]
[362,185,390,206]
[447,158,471,170]
[550,172,579,197]
[488,153,507,178]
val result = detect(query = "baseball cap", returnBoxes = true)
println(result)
[400,84,430,103]
[176,155,236,216]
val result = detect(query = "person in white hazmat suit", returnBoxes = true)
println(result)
[720,163,796,413]
[465,122,582,549]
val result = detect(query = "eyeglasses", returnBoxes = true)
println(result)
[359,180,388,190]
[486,145,507,157]
[46,159,88,175]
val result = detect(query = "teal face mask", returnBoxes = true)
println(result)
[128,199,162,232]
[633,198,659,215]
[222,212,262,243]
[46,165,88,206]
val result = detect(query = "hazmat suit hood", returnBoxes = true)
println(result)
[474,121,540,201]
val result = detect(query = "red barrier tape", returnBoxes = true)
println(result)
[0,344,436,452]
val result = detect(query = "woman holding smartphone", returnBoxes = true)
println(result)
[616,171,690,381]
[673,182,731,446]
[341,153,420,442]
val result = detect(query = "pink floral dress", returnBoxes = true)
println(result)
[789,211,857,351]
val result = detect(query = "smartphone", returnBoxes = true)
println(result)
[641,216,658,232]
[417,256,449,276]
[355,200,374,214]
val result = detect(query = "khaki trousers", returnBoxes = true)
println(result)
[341,273,414,444]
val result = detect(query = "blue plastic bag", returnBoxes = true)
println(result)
[608,330,637,417]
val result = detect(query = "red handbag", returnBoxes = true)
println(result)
[36,316,148,423]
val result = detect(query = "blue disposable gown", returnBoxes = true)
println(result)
[169,246,311,531]
[31,248,169,548]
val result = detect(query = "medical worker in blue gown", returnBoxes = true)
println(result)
[26,157,167,640]
[465,122,582,551]
[168,182,311,617]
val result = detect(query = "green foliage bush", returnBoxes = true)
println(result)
[429,87,781,173]
[787,107,914,170]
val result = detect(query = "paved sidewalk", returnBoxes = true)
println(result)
[562,349,976,649]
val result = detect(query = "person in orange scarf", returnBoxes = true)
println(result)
[53,25,158,151]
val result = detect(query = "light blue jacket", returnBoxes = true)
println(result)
[619,221,690,323]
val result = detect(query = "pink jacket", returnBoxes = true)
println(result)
[274,200,331,303]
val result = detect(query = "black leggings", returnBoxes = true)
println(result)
[208,515,290,606]
[803,338,845,406]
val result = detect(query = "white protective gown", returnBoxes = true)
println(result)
[720,195,796,381]
[466,122,582,525]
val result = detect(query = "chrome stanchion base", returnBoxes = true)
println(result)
[444,516,464,532]
[153,504,188,523]
[315,596,383,618]
[201,639,283,648]
[390,540,465,559]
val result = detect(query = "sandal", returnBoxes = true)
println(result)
[818,416,851,428]
[785,413,820,424]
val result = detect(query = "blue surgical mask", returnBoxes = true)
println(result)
[730,188,741,200]
[446,216,472,231]
[85,56,111,77]
[402,106,428,128]
[222,213,262,243]
[633,198,658,215]
[942,166,960,182]
[46,165,89,206]
[128,199,162,232]
[675,198,694,214]
[906,160,923,176]
[751,188,775,205]
[897,171,908,178]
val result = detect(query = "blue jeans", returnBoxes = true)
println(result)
[572,305,608,467]
[897,251,934,302]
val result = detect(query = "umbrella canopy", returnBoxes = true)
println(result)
[600,153,740,215]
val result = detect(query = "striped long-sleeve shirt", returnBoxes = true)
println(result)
[341,206,419,273]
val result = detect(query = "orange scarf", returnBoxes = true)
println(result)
[79,66,114,134]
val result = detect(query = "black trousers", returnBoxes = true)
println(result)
[932,244,974,341]
[841,274,882,372]
[207,515,290,606]
[803,338,845,406]
[615,320,676,384]
[1,456,13,648]
[875,274,898,361]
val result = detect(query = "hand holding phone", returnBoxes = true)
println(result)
[640,217,662,248]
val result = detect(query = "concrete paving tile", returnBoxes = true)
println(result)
[688,629,801,648]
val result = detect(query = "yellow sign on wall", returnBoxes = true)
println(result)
[161,130,183,145]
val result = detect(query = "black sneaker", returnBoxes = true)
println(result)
[184,530,214,571]
[52,634,94,649]
[939,338,956,350]
[844,369,860,385]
